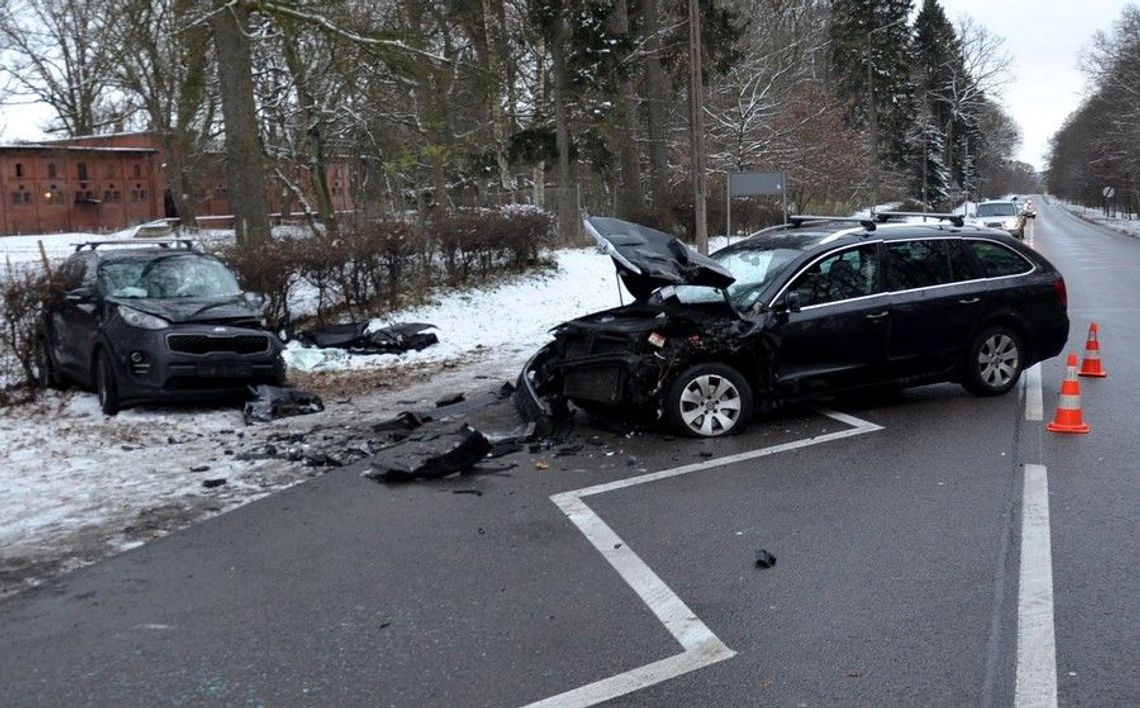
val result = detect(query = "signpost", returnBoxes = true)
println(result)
[1103,186,1115,218]
[726,170,787,243]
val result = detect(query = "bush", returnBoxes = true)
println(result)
[0,263,56,401]
[214,238,301,328]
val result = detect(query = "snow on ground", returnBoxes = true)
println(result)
[0,231,649,597]
[1059,200,1140,239]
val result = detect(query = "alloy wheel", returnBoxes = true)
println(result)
[976,333,1019,388]
[677,374,743,436]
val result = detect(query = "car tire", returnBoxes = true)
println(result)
[665,363,753,437]
[962,325,1023,396]
[95,349,121,415]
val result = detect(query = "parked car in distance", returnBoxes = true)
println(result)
[38,239,286,414]
[971,199,1028,238]
[520,215,1069,437]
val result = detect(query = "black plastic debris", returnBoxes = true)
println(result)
[363,425,492,482]
[202,478,227,489]
[371,383,515,433]
[243,385,324,424]
[296,321,438,355]
[754,549,777,569]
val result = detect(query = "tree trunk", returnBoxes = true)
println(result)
[610,0,644,218]
[211,0,271,244]
[551,11,578,239]
[641,0,669,216]
[280,22,339,241]
[481,0,512,195]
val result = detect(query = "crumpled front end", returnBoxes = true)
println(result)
[519,303,772,426]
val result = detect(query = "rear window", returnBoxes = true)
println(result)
[968,241,1033,277]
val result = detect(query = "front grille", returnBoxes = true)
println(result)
[167,333,270,355]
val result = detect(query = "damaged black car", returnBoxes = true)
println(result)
[520,215,1069,437]
[38,239,286,414]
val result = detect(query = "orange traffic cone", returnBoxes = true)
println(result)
[1078,322,1107,378]
[1047,353,1090,434]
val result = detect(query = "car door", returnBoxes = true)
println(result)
[883,238,986,378]
[52,256,101,378]
[774,243,891,391]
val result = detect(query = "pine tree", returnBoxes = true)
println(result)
[907,107,950,207]
[828,0,916,181]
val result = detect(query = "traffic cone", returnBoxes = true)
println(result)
[1047,353,1090,434]
[1078,322,1107,378]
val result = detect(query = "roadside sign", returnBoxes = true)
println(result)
[726,171,788,241]
[1103,186,1115,198]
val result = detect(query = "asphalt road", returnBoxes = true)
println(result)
[1,198,1136,707]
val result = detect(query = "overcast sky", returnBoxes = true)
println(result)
[938,0,1125,171]
[0,1,1128,173]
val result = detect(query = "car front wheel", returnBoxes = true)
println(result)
[665,363,753,437]
[95,349,121,415]
[962,326,1023,396]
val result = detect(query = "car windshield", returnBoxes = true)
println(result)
[977,203,1017,217]
[665,247,801,310]
[100,255,242,299]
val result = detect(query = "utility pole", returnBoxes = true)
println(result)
[866,38,879,205]
[688,0,708,254]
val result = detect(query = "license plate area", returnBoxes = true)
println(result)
[196,362,252,378]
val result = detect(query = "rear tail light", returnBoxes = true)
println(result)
[1052,277,1067,307]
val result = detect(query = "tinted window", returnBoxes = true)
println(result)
[968,241,1033,277]
[787,244,879,307]
[947,240,978,281]
[887,240,952,290]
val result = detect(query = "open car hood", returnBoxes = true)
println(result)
[584,216,735,301]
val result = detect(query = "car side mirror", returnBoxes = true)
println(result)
[774,291,801,316]
[243,291,268,311]
[65,287,95,303]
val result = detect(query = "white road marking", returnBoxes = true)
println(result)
[524,410,883,707]
[1014,464,1058,708]
[1024,364,1043,422]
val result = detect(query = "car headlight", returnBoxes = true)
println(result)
[1003,218,1020,230]
[118,305,170,330]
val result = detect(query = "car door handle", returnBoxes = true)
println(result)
[958,297,980,304]
[864,311,889,320]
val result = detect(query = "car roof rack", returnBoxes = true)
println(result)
[788,215,877,231]
[871,211,964,227]
[74,238,197,253]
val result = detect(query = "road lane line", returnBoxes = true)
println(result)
[1015,464,1058,708]
[525,409,882,707]
[1024,364,1043,422]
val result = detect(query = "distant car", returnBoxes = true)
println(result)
[38,239,286,414]
[519,215,1069,437]
[971,200,1027,239]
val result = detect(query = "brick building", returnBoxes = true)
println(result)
[0,132,352,235]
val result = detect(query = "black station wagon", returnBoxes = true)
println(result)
[520,215,1070,437]
[38,239,286,414]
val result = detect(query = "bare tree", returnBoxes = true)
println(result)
[0,0,121,135]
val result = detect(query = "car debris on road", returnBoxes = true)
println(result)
[243,385,325,424]
[296,321,438,355]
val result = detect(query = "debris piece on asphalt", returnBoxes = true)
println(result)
[243,385,324,424]
[452,489,483,496]
[534,460,550,470]
[190,465,210,473]
[554,444,583,457]
[699,451,714,458]
[372,383,515,433]
[363,425,492,482]
[435,392,465,407]
[202,478,228,489]
[754,549,777,569]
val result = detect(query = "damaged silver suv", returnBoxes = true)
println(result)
[38,239,286,414]
[519,215,1069,437]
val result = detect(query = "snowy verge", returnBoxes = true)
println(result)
[1058,201,1140,239]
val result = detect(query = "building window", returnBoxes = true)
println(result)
[44,185,63,205]
[47,163,57,179]
[11,191,31,206]
[14,163,23,178]
[77,162,88,180]
[105,163,115,178]
[134,164,142,178]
